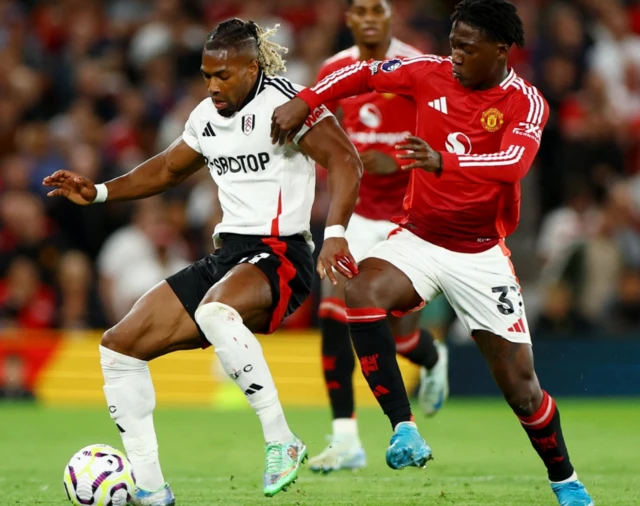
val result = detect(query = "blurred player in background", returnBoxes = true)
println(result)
[272,0,594,504]
[308,0,448,474]
[44,19,362,502]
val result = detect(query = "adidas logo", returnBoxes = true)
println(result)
[372,385,390,398]
[508,318,526,333]
[244,383,263,396]
[428,97,448,114]
[202,122,216,137]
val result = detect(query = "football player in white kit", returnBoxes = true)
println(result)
[43,19,362,503]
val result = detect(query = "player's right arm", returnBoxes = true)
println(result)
[272,56,432,144]
[297,115,363,284]
[43,138,204,205]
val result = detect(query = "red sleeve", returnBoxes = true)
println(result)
[438,93,549,184]
[299,56,435,110]
[315,63,341,115]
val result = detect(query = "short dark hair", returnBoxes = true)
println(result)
[451,0,525,48]
[346,0,391,7]
[205,19,258,53]
[204,18,288,76]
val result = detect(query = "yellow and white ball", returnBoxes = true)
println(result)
[63,444,136,506]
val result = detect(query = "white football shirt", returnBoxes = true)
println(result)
[182,71,332,247]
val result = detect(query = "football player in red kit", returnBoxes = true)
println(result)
[308,0,449,474]
[272,1,594,505]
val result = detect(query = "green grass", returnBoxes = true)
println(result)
[1,399,638,505]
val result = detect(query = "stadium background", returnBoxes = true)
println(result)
[2,0,640,401]
[1,1,639,505]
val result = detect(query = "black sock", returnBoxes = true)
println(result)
[347,307,412,429]
[518,391,575,482]
[319,298,355,419]
[395,329,439,369]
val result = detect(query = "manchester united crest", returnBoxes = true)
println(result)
[481,108,504,133]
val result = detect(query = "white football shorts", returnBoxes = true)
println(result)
[365,227,531,344]
[345,213,399,262]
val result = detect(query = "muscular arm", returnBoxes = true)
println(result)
[298,116,362,229]
[43,138,205,205]
[105,138,205,201]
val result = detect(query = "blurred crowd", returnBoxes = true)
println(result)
[1,0,640,339]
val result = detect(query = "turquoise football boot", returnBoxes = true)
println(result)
[551,479,594,506]
[385,422,433,470]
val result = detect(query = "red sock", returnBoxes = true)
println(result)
[347,307,412,429]
[517,391,575,482]
[394,329,439,369]
[319,298,354,419]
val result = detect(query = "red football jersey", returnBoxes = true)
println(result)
[300,55,549,253]
[316,39,422,221]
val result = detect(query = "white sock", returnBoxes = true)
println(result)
[550,471,578,484]
[332,418,359,440]
[195,302,293,443]
[100,345,166,491]
[394,421,417,431]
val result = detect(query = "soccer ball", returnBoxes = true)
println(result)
[63,444,136,506]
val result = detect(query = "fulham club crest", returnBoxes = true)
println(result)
[242,114,255,135]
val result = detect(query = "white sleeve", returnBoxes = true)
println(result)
[182,108,202,154]
[292,103,334,144]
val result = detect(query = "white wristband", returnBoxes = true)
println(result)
[324,225,345,240]
[93,183,108,204]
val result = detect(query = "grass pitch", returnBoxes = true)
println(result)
[1,399,638,505]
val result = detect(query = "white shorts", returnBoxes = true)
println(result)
[345,213,398,262]
[366,228,531,344]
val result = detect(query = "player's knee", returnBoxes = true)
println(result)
[195,301,241,324]
[101,327,124,353]
[195,302,248,349]
[503,381,543,417]
[100,327,142,359]
[322,274,347,299]
[344,275,384,309]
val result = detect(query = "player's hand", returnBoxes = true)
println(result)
[395,135,443,173]
[271,97,310,145]
[360,150,399,175]
[42,170,97,205]
[317,238,359,285]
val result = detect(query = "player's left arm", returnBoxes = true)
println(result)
[297,115,363,284]
[437,96,550,184]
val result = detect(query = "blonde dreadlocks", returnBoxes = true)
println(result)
[204,18,287,76]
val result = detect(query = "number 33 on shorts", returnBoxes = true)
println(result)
[491,285,528,338]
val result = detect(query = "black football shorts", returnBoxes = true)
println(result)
[166,233,314,344]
